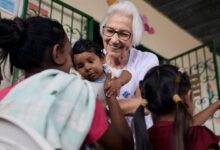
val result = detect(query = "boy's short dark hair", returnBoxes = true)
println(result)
[72,39,104,57]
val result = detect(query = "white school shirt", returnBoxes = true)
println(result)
[116,48,159,128]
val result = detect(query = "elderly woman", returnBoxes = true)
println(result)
[100,1,159,127]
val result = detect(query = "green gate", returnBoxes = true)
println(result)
[167,41,220,134]
[22,0,94,41]
[13,0,94,83]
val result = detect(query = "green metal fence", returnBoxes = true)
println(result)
[22,0,94,41]
[140,41,220,134]
[167,41,220,134]
[12,0,94,83]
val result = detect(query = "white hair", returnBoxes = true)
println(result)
[100,1,144,46]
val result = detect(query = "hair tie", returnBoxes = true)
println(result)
[178,68,185,74]
[141,99,148,107]
[173,94,181,103]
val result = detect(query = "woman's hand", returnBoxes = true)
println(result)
[135,88,150,115]
[117,87,150,116]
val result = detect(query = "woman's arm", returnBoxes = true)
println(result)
[98,96,134,150]
[118,97,141,116]
[118,87,149,116]
[193,100,220,126]
[118,98,150,116]
[98,74,134,150]
[104,81,142,116]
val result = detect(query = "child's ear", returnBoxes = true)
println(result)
[52,44,66,65]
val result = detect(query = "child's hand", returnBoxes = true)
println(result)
[104,73,120,98]
[107,78,122,95]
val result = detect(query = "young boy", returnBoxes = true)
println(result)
[71,39,131,103]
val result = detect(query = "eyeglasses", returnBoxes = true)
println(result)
[103,26,132,41]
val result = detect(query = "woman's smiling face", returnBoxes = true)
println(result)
[102,13,133,58]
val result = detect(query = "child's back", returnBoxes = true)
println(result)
[133,64,220,150]
[148,121,219,150]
